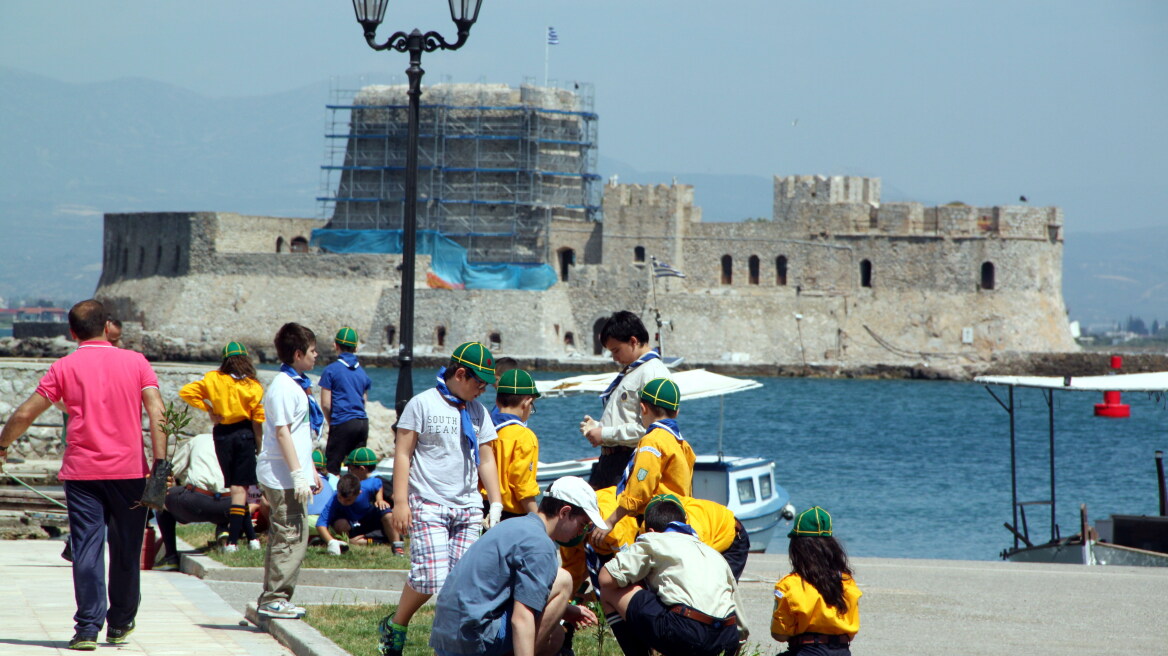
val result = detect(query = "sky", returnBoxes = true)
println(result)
[1,0,1166,233]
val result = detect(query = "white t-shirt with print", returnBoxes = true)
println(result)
[397,387,498,508]
[256,371,314,490]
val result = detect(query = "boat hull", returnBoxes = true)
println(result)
[1004,541,1168,567]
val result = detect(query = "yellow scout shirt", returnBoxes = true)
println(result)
[617,424,695,515]
[681,496,738,553]
[771,573,861,637]
[179,370,265,424]
[479,420,540,514]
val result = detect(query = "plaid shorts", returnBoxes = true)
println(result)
[407,493,483,594]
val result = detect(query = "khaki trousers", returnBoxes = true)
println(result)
[258,484,309,606]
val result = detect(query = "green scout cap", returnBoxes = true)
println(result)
[335,326,359,347]
[640,377,680,411]
[497,369,541,398]
[345,447,378,467]
[788,506,833,538]
[451,341,496,384]
[645,493,686,520]
[222,341,248,359]
[312,450,326,468]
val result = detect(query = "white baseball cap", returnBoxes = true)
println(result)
[545,476,608,530]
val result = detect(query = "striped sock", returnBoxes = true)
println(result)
[228,505,248,545]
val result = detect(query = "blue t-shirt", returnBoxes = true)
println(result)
[318,353,372,424]
[430,513,559,655]
[316,477,383,527]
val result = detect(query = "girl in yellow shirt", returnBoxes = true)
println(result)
[771,506,861,655]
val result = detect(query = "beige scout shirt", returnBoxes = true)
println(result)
[599,357,671,447]
[171,433,228,494]
[605,531,750,638]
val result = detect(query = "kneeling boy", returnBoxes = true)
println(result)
[315,471,392,554]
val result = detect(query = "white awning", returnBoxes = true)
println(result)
[975,371,1168,392]
[537,368,763,400]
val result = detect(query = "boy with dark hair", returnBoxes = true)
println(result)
[316,468,394,555]
[319,326,373,476]
[255,322,322,619]
[493,356,519,384]
[599,495,747,656]
[430,476,605,656]
[344,446,401,552]
[579,310,669,488]
[590,377,695,546]
[483,369,542,519]
[379,342,505,656]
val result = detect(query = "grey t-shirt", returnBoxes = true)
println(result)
[398,387,498,508]
[430,513,559,655]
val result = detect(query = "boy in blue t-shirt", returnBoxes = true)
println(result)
[319,326,373,476]
[316,471,392,555]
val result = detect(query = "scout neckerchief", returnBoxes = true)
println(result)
[598,348,661,408]
[280,364,324,436]
[435,367,481,465]
[337,352,360,370]
[663,521,698,536]
[616,419,684,495]
[490,407,525,431]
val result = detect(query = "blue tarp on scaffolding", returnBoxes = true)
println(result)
[309,229,558,291]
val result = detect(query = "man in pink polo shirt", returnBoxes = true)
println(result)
[0,299,167,651]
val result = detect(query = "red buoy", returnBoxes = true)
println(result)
[1094,355,1130,418]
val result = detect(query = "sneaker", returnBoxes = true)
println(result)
[68,633,98,651]
[155,555,180,572]
[378,616,406,656]
[391,542,405,556]
[106,621,135,644]
[257,599,306,619]
[222,543,238,553]
[248,539,262,550]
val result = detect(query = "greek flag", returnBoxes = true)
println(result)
[652,257,686,279]
[547,26,559,45]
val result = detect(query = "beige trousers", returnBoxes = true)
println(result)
[257,484,309,606]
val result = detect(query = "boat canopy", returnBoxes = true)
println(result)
[536,368,762,400]
[976,371,1168,393]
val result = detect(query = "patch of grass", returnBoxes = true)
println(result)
[305,603,626,656]
[175,523,409,569]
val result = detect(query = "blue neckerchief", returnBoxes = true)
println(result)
[584,543,602,592]
[663,521,698,536]
[280,364,324,436]
[435,367,481,466]
[490,408,525,431]
[615,419,684,495]
[337,352,360,370]
[599,348,661,408]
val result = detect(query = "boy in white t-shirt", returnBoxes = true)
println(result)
[254,322,323,620]
[378,341,504,656]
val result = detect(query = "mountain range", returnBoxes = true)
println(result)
[1,67,1160,328]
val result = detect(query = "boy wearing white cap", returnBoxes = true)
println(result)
[429,476,606,656]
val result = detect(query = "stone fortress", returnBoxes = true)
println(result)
[95,83,1076,377]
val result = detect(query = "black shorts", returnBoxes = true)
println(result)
[625,589,740,656]
[325,418,369,475]
[164,485,230,525]
[722,519,751,580]
[213,420,257,487]
[335,507,391,538]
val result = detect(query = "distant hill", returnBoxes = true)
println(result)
[0,67,1157,327]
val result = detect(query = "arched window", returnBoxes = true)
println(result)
[592,317,607,356]
[981,262,996,290]
[436,325,447,347]
[776,255,788,286]
[385,324,396,348]
[721,255,733,285]
[860,259,873,288]
[558,248,575,282]
[488,332,502,350]
[748,255,760,285]
[290,236,309,253]
[634,246,646,263]
[564,331,576,347]
[276,237,285,253]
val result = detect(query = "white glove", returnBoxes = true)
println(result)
[327,539,347,556]
[484,502,503,530]
[290,469,312,507]
[579,416,600,436]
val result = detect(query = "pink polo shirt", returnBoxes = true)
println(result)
[35,341,160,480]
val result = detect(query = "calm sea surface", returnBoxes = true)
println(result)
[298,365,1168,561]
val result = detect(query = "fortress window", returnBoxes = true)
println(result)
[634,246,645,263]
[489,332,502,350]
[860,259,873,288]
[980,262,996,290]
[385,324,396,347]
[276,237,285,253]
[776,255,788,286]
[290,236,309,253]
[558,248,576,282]
[748,256,760,285]
[721,255,733,285]
[592,317,607,356]
[436,325,447,347]
[564,331,576,347]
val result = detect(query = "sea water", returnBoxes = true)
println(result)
[328,366,1168,561]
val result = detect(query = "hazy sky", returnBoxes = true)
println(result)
[2,1,1165,232]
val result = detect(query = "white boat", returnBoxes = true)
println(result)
[536,368,796,552]
[977,371,1168,566]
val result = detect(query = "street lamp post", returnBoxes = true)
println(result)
[350,0,484,416]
